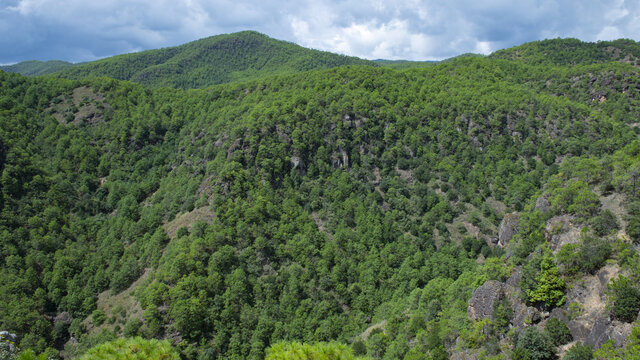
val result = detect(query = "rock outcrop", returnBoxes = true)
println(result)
[535,194,552,214]
[468,280,503,321]
[498,213,519,247]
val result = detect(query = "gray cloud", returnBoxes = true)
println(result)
[1,0,639,63]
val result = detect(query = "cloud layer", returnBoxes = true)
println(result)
[2,0,640,63]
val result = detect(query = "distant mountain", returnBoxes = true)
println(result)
[375,53,484,70]
[0,60,75,76]
[490,38,640,66]
[374,59,437,69]
[55,31,375,88]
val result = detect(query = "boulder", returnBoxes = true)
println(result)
[535,195,552,214]
[55,311,73,325]
[567,320,591,340]
[468,280,503,321]
[549,308,569,323]
[498,213,519,247]
[585,317,612,348]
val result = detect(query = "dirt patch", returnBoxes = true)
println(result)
[83,268,151,335]
[48,86,109,126]
[163,206,216,238]
[361,320,387,341]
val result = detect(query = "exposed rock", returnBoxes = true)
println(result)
[0,331,17,342]
[468,280,503,321]
[545,215,580,252]
[451,350,479,360]
[55,311,73,325]
[567,320,591,340]
[0,331,18,352]
[582,317,632,348]
[535,195,552,214]
[585,317,612,348]
[549,308,569,323]
[609,321,633,347]
[509,296,540,330]
[505,267,522,289]
[498,213,519,247]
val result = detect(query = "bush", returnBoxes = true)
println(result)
[515,327,556,360]
[265,341,364,360]
[492,297,513,335]
[590,210,619,237]
[79,337,179,360]
[544,318,572,346]
[521,247,566,309]
[91,309,106,326]
[123,318,143,337]
[556,235,611,275]
[627,215,640,244]
[563,342,593,360]
[607,275,640,322]
[576,235,611,274]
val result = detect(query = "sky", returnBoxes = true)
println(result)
[1,0,639,64]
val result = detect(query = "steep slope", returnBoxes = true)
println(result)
[2,41,640,360]
[490,38,640,66]
[0,60,75,76]
[55,31,374,88]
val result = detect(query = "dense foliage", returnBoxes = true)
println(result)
[55,31,374,88]
[1,37,640,360]
[0,60,75,76]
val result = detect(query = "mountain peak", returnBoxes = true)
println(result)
[53,31,374,88]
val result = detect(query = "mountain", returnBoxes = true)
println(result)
[490,38,640,66]
[2,38,640,360]
[0,60,75,76]
[54,31,375,88]
[374,59,437,69]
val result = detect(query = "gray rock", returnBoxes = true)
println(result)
[549,308,569,323]
[55,311,73,325]
[609,322,633,347]
[535,195,552,214]
[510,298,539,330]
[567,320,591,340]
[498,213,519,247]
[585,317,612,348]
[0,331,17,343]
[450,350,479,360]
[505,267,521,289]
[468,280,503,321]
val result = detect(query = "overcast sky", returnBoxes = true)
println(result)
[1,0,639,64]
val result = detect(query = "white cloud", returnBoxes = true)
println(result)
[1,0,640,63]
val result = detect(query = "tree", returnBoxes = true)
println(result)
[607,275,640,323]
[515,327,556,360]
[544,318,572,346]
[522,247,565,309]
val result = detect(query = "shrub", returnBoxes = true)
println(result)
[123,318,143,337]
[556,235,611,275]
[544,318,572,346]
[521,247,566,309]
[266,341,366,360]
[563,342,593,360]
[79,337,179,360]
[515,327,556,360]
[607,275,640,322]
[576,235,611,274]
[492,297,513,335]
[91,309,106,326]
[590,210,619,237]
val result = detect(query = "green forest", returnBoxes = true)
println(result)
[2,35,640,360]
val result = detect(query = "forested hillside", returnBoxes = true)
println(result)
[53,31,374,89]
[0,60,75,76]
[2,38,640,360]
[490,38,640,66]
